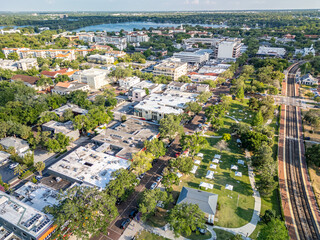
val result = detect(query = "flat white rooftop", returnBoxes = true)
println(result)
[48,146,130,189]
[15,182,60,212]
[52,103,88,116]
[0,192,53,239]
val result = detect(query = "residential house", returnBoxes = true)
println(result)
[0,137,30,157]
[298,73,318,86]
[51,81,90,95]
[42,120,80,141]
[11,74,40,89]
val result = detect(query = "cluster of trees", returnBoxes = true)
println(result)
[249,96,276,125]
[258,210,289,240]
[159,114,184,140]
[304,109,320,133]
[205,95,231,130]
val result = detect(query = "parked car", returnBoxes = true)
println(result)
[305,137,311,140]
[9,163,19,170]
[156,176,163,183]
[138,173,146,180]
[35,175,43,181]
[129,209,139,219]
[150,182,157,190]
[120,218,131,229]
[195,227,207,235]
[116,198,123,205]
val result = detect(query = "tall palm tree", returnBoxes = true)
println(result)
[14,164,27,176]
[35,161,45,176]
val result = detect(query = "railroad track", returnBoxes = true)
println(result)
[283,63,320,240]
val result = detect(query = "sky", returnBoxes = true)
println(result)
[2,0,320,12]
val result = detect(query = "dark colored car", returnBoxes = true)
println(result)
[196,227,207,235]
[305,137,311,140]
[129,209,139,219]
[138,173,146,180]
[120,218,131,229]
[116,198,122,205]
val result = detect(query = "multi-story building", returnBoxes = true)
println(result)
[118,76,141,90]
[93,35,127,50]
[215,39,243,59]
[0,58,38,71]
[128,80,165,101]
[182,37,221,48]
[87,54,114,64]
[173,49,212,64]
[134,90,198,121]
[124,32,150,43]
[71,69,110,90]
[2,48,93,60]
[0,191,55,240]
[153,58,188,81]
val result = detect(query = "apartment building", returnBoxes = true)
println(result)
[153,58,188,81]
[125,32,150,43]
[0,58,38,71]
[71,69,110,90]
[173,49,212,64]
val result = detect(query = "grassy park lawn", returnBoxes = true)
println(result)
[136,230,170,240]
[214,229,235,239]
[182,231,212,240]
[173,136,255,228]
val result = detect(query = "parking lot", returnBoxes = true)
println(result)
[0,162,17,183]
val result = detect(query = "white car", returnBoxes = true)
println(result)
[150,182,157,190]
[9,163,19,169]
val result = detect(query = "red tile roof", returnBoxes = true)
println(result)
[11,75,40,85]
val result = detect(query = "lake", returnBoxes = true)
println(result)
[74,21,228,32]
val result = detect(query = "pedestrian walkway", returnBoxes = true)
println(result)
[212,159,261,238]
[119,221,187,240]
[226,115,239,123]
[202,134,222,139]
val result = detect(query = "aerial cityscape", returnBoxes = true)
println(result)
[0,1,320,240]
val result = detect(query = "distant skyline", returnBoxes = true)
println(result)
[2,0,320,12]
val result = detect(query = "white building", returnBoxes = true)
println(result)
[257,46,286,57]
[0,29,20,35]
[134,90,198,121]
[87,54,115,64]
[0,58,38,71]
[48,146,131,189]
[167,82,188,91]
[298,73,318,86]
[71,69,110,90]
[129,80,165,101]
[295,45,316,57]
[125,32,150,43]
[118,76,141,90]
[0,151,11,166]
[52,103,88,117]
[173,49,212,64]
[215,39,242,59]
[0,192,54,240]
[153,58,188,81]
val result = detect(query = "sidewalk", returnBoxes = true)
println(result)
[119,221,187,240]
[213,160,261,238]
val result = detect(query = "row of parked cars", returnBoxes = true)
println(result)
[120,208,139,229]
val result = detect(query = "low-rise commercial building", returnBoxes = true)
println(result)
[48,145,131,189]
[257,46,286,57]
[71,69,110,90]
[42,121,80,141]
[153,59,188,81]
[93,118,159,160]
[134,90,198,121]
[0,191,54,240]
[173,49,212,64]
[128,80,165,101]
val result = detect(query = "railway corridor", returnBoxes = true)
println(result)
[279,63,320,240]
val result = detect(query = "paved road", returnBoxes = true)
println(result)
[0,163,16,183]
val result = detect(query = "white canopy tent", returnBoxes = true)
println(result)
[199,182,214,190]
[231,165,238,171]
[209,164,217,170]
[226,184,234,191]
[235,171,242,177]
[206,170,214,180]
[190,165,198,174]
